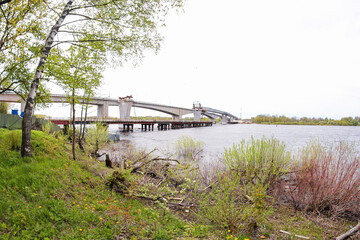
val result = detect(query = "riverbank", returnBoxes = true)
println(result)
[0,129,358,239]
[252,115,360,126]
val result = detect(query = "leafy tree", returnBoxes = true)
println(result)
[45,46,104,160]
[20,0,184,157]
[0,0,51,95]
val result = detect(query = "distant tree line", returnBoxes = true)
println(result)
[252,115,359,126]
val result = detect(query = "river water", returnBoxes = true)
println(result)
[108,124,360,159]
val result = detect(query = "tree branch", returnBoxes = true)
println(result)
[0,0,11,6]
[131,157,180,173]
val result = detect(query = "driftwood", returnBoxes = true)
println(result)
[128,193,198,208]
[336,221,360,240]
[279,230,309,239]
[131,156,180,173]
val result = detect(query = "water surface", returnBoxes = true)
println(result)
[108,124,360,158]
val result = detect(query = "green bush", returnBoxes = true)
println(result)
[197,137,290,235]
[85,122,109,155]
[224,136,291,187]
[174,135,204,161]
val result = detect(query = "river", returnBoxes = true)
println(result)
[107,124,360,160]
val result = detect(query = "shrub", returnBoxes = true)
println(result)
[174,136,204,161]
[224,136,291,187]
[85,123,109,156]
[285,140,360,218]
[196,137,289,235]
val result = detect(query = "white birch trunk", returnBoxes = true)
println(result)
[21,1,74,157]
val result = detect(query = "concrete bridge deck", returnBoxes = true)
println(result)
[0,93,238,122]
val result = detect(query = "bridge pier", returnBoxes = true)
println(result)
[221,115,228,124]
[141,123,154,131]
[158,123,170,130]
[193,109,201,121]
[122,123,133,132]
[119,100,133,120]
[97,102,109,119]
[172,115,180,121]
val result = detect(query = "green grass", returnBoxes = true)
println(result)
[0,129,187,239]
[0,130,357,239]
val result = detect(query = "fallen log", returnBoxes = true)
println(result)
[336,221,360,240]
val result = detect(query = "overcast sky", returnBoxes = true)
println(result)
[47,0,360,119]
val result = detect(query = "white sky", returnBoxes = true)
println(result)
[43,0,360,119]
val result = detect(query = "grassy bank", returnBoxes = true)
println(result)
[0,129,358,239]
[0,129,187,239]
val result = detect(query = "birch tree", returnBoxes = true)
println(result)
[20,0,184,157]
[0,0,50,95]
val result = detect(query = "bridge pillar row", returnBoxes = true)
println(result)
[119,100,133,120]
[193,109,201,122]
[97,102,109,119]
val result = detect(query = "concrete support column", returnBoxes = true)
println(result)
[119,100,133,120]
[172,115,180,121]
[97,102,109,119]
[194,109,201,122]
[221,115,228,124]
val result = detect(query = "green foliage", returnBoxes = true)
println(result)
[197,170,273,235]
[196,137,290,235]
[197,172,243,231]
[85,122,109,155]
[0,129,188,239]
[6,129,22,151]
[45,46,104,97]
[224,137,291,187]
[174,135,204,161]
[252,114,360,126]
[0,0,52,95]
[0,103,9,113]
[0,129,66,160]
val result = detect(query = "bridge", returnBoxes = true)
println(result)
[0,93,239,122]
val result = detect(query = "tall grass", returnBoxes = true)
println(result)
[285,140,360,218]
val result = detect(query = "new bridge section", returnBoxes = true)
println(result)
[0,93,238,122]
